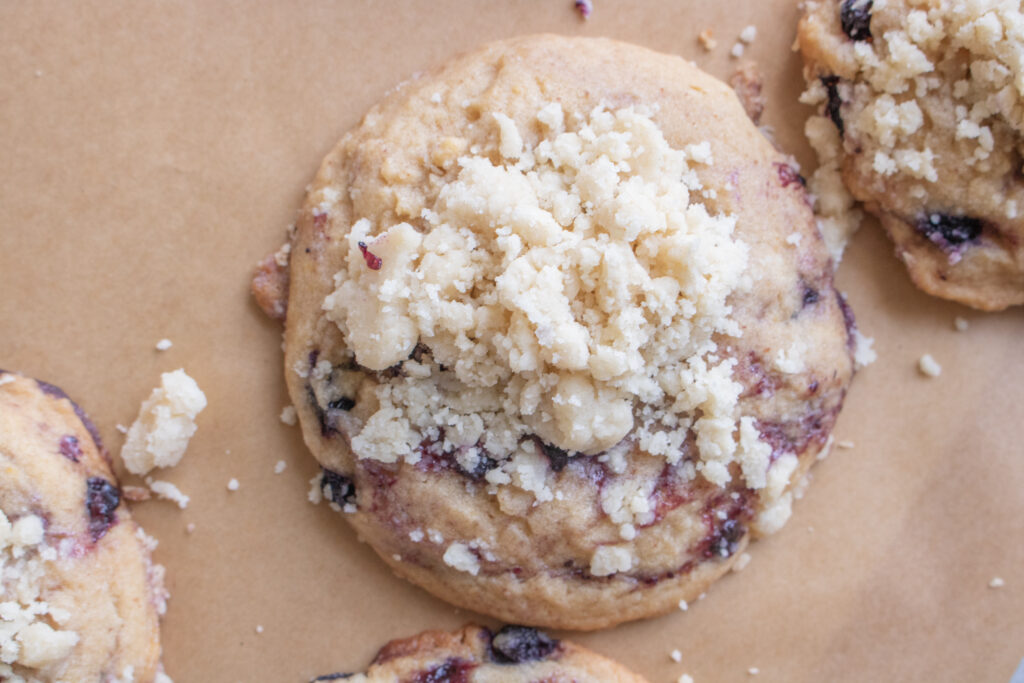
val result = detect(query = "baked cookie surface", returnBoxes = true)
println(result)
[798,0,1024,310]
[0,372,166,682]
[310,624,647,683]
[281,35,857,629]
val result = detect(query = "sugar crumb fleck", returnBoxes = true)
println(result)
[989,576,1005,588]
[953,317,969,332]
[678,599,689,611]
[279,405,297,426]
[227,478,240,491]
[155,339,173,351]
[918,354,942,378]
[731,43,745,58]
[274,460,287,474]
[739,25,757,44]
[698,29,718,51]
[670,649,683,663]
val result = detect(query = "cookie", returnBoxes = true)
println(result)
[276,34,858,629]
[309,624,647,683]
[798,0,1024,310]
[0,372,167,682]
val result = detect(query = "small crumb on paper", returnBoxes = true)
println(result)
[918,354,942,378]
[122,485,152,502]
[670,649,683,663]
[185,522,196,534]
[121,369,207,476]
[155,339,173,351]
[274,460,287,474]
[739,25,757,43]
[953,316,969,332]
[730,43,745,58]
[678,675,695,683]
[256,625,264,634]
[748,667,760,675]
[147,479,190,509]
[116,423,129,435]
[227,478,240,491]
[279,405,297,426]
[678,599,689,611]
[989,577,1005,588]
[837,440,855,449]
[698,29,717,51]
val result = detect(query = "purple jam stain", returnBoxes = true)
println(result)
[357,241,383,270]
[321,468,356,505]
[840,0,873,41]
[532,437,570,472]
[836,290,857,351]
[489,625,560,664]
[916,213,983,249]
[59,435,82,462]
[648,464,694,526]
[774,162,807,189]
[821,76,844,137]
[85,477,120,542]
[310,674,355,681]
[409,658,476,683]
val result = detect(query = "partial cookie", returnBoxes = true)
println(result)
[0,372,167,682]
[798,0,1024,310]
[310,624,647,682]
[276,35,858,629]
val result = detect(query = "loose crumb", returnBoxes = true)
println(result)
[748,667,760,675]
[279,405,297,426]
[115,423,129,435]
[989,577,1005,588]
[730,43,745,58]
[155,339,173,351]
[678,599,689,611]
[227,478,240,491]
[147,479,190,509]
[739,25,757,44]
[120,369,207,476]
[953,316,969,332]
[185,523,196,534]
[837,440,855,449]
[698,28,717,51]
[256,625,264,634]
[274,460,287,474]
[678,675,695,683]
[122,485,152,502]
[574,0,592,19]
[918,354,942,378]
[670,649,683,663]
[0,375,16,387]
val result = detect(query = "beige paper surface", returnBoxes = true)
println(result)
[1,2,1021,681]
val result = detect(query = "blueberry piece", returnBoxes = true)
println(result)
[802,286,820,307]
[328,396,355,412]
[840,0,873,42]
[455,451,498,480]
[410,658,476,683]
[490,625,559,664]
[708,518,746,559]
[321,468,356,505]
[310,674,354,682]
[59,435,82,462]
[916,213,983,246]
[821,76,844,137]
[533,438,570,472]
[85,477,120,541]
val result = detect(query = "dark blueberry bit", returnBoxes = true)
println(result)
[307,385,334,437]
[707,518,746,559]
[357,241,383,270]
[310,674,354,682]
[490,625,560,664]
[321,468,356,505]
[85,477,120,542]
[533,437,571,472]
[328,396,355,412]
[574,0,593,20]
[821,75,844,137]
[411,658,476,683]
[409,342,431,363]
[59,435,82,462]
[775,162,807,188]
[840,0,873,42]
[802,286,820,307]
[455,450,498,480]
[916,213,983,247]
[836,291,857,351]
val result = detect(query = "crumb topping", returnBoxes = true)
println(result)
[322,104,779,495]
[120,369,207,476]
[0,512,79,678]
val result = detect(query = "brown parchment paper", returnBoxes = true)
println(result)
[1,2,1022,681]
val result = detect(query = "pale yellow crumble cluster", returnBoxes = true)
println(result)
[322,104,777,483]
[121,369,207,477]
[0,511,79,681]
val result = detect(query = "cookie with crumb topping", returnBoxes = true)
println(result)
[310,624,647,683]
[271,34,858,629]
[0,371,168,682]
[798,0,1024,310]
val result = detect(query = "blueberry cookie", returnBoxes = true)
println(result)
[309,624,647,682]
[0,372,168,682]
[798,0,1024,310]
[274,35,858,629]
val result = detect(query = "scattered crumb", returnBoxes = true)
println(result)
[147,479,190,509]
[698,28,717,51]
[989,577,1005,588]
[279,405,297,426]
[574,0,592,19]
[678,599,689,611]
[739,25,757,44]
[274,460,287,474]
[837,440,855,449]
[954,316,969,332]
[730,42,745,58]
[852,330,877,369]
[748,667,760,675]
[120,369,207,476]
[227,478,240,491]
[155,339,173,351]
[255,625,264,634]
[698,593,706,601]
[116,423,129,435]
[670,649,683,663]
[732,552,752,572]
[122,485,152,502]
[785,233,803,246]
[0,375,15,387]
[185,523,196,534]
[678,675,695,683]
[918,354,942,378]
